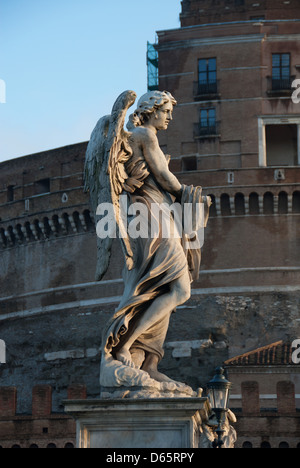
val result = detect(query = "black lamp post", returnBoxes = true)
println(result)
[207,367,232,449]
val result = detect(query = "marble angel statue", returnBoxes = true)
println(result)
[84,90,211,392]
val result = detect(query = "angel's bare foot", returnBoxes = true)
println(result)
[141,353,177,383]
[116,348,136,368]
[147,369,176,383]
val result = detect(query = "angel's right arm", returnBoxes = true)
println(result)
[138,128,182,198]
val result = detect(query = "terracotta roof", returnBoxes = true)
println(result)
[224,341,294,366]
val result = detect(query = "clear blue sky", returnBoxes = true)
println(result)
[0,0,181,163]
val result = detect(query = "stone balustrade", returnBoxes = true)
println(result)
[204,186,300,217]
[0,205,94,249]
[0,185,299,249]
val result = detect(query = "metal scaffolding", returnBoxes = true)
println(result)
[147,42,159,91]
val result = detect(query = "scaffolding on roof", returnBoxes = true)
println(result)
[147,42,159,91]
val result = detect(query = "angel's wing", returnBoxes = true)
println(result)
[84,90,137,281]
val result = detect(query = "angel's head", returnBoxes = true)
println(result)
[127,91,177,131]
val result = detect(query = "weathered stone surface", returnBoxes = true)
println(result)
[64,397,210,449]
[1,290,299,413]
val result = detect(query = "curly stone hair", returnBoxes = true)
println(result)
[127,90,177,129]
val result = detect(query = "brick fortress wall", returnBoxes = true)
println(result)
[180,0,300,27]
[1,0,300,447]
[0,143,299,419]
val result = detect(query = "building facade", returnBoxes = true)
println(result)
[0,0,300,447]
[155,0,300,447]
[154,0,300,301]
[158,1,300,169]
[225,341,300,448]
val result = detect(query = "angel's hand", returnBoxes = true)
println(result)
[174,185,184,201]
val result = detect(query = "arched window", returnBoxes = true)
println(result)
[72,211,81,232]
[33,219,42,240]
[242,441,253,448]
[207,194,217,217]
[43,217,52,238]
[7,226,15,244]
[47,443,57,449]
[0,228,7,247]
[64,442,75,449]
[279,442,289,448]
[261,441,271,448]
[51,215,60,234]
[278,191,288,214]
[263,192,274,215]
[62,213,72,234]
[235,193,245,216]
[15,224,24,243]
[220,194,231,216]
[83,209,94,230]
[24,222,33,241]
[292,191,300,213]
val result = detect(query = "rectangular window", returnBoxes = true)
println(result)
[182,156,197,172]
[198,58,217,95]
[194,108,219,139]
[266,124,298,166]
[200,108,216,128]
[272,53,291,90]
[7,185,14,202]
[199,108,217,136]
[34,178,50,195]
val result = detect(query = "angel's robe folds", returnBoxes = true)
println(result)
[102,154,210,364]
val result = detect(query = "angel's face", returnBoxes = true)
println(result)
[153,102,173,131]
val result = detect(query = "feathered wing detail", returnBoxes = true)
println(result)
[84,90,138,281]
[84,114,110,214]
[84,114,112,281]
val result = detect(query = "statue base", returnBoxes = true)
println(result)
[100,382,203,400]
[64,397,211,448]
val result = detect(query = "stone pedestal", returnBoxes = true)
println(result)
[64,398,210,449]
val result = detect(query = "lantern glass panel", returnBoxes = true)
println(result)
[208,388,229,410]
